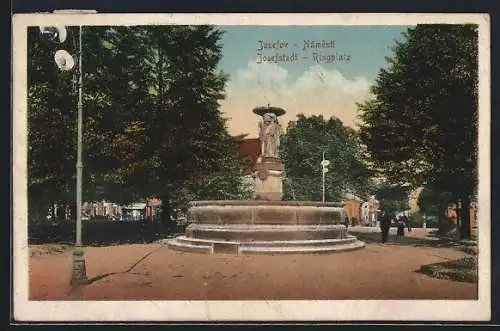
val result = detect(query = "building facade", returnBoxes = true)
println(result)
[145,198,162,221]
[360,196,380,226]
[343,199,362,225]
[445,202,478,229]
[82,201,121,219]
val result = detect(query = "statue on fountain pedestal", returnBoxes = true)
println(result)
[258,112,283,159]
[252,106,286,201]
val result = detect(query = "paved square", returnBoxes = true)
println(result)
[29,228,477,300]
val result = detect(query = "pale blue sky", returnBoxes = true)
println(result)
[215,25,412,137]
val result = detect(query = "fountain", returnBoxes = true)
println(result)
[167,106,365,254]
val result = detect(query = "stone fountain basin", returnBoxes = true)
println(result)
[187,200,345,225]
[186,224,348,241]
[168,200,366,255]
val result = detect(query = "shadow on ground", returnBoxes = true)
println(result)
[83,244,166,286]
[348,229,478,284]
[348,229,476,250]
[29,220,185,246]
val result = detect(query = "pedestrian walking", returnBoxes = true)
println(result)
[396,216,405,237]
[379,210,391,243]
[403,215,412,232]
[344,216,349,230]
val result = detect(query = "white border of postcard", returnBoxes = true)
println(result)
[12,13,491,322]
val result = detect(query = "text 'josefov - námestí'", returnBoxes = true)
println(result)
[256,39,351,65]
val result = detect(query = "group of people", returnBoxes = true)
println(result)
[378,210,412,243]
[342,209,412,243]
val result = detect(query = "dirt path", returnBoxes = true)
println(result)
[29,237,477,301]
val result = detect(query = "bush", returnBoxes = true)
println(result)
[425,217,439,229]
[410,212,423,227]
[350,216,358,226]
[28,219,186,246]
[438,216,456,234]
[91,215,109,221]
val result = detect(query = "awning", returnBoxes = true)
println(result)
[122,203,147,210]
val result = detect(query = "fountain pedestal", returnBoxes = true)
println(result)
[253,157,284,201]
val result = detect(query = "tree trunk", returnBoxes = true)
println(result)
[160,193,173,232]
[51,202,56,222]
[35,204,41,223]
[438,213,448,234]
[56,203,66,221]
[28,204,38,225]
[460,196,472,240]
[454,199,461,240]
[71,203,77,222]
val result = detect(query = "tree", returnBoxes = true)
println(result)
[357,24,478,239]
[374,181,410,217]
[417,185,454,232]
[28,26,136,220]
[106,25,246,224]
[180,131,253,205]
[28,25,249,227]
[28,26,84,221]
[280,114,375,201]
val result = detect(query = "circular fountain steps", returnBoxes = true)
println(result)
[167,223,365,255]
[167,235,365,254]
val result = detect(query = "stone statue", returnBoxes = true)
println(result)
[258,112,283,158]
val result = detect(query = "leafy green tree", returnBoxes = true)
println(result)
[375,181,410,216]
[417,186,455,232]
[82,26,160,204]
[106,25,245,224]
[28,26,82,221]
[28,26,136,220]
[280,114,375,201]
[28,25,248,227]
[179,131,253,205]
[357,24,478,239]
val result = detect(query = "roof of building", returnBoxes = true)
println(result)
[146,198,162,207]
[238,138,261,175]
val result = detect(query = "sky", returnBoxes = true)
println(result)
[216,25,410,138]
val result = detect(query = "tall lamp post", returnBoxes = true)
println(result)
[39,25,88,285]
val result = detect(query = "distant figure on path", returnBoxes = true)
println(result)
[396,216,405,237]
[379,210,391,243]
[402,215,411,232]
[344,216,349,230]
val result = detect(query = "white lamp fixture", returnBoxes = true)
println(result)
[54,50,75,71]
[39,26,67,43]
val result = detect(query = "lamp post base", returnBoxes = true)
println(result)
[70,248,88,286]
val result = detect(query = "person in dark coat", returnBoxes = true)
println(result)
[396,216,405,237]
[403,215,412,232]
[344,216,349,230]
[379,210,391,243]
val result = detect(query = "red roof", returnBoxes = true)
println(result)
[238,138,261,175]
[146,198,161,207]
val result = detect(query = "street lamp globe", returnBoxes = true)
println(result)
[39,26,67,43]
[54,50,75,71]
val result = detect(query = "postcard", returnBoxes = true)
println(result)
[12,12,491,322]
